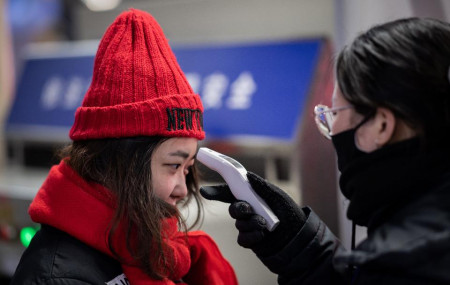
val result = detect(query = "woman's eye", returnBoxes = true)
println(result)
[165,163,192,175]
[168,164,181,170]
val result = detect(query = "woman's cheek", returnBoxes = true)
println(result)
[160,178,177,200]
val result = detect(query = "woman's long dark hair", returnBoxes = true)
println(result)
[59,136,203,280]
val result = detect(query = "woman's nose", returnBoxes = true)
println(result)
[173,174,188,200]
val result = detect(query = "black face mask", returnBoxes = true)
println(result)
[331,116,371,172]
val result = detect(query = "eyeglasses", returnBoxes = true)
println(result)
[314,104,354,139]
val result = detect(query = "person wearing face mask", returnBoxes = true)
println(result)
[201,17,450,284]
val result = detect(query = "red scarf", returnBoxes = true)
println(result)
[29,161,238,285]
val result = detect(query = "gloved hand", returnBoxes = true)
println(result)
[200,172,307,257]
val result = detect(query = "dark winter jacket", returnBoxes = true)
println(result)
[259,141,450,285]
[261,196,450,285]
[11,224,126,285]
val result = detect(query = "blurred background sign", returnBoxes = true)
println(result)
[177,40,321,142]
[6,39,322,143]
[6,52,93,141]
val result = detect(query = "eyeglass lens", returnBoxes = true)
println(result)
[314,105,332,139]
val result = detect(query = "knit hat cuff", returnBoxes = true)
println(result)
[69,94,205,140]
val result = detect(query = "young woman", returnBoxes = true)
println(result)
[11,9,237,285]
[202,17,450,284]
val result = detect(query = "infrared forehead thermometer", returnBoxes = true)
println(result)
[197,147,280,231]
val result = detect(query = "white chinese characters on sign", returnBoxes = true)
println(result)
[40,77,63,110]
[186,71,257,110]
[40,76,90,110]
[39,72,258,111]
[201,72,228,109]
[227,72,257,109]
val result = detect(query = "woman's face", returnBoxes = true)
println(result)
[331,84,382,152]
[331,83,413,152]
[151,137,198,206]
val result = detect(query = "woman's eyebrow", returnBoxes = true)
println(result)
[168,151,191,159]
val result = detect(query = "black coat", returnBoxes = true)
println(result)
[258,177,450,285]
[11,225,126,284]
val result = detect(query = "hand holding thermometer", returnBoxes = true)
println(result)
[197,147,280,231]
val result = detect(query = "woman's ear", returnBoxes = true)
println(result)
[356,107,396,152]
[373,107,396,146]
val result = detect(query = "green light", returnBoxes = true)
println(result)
[20,227,37,248]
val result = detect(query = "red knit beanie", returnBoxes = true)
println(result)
[69,9,205,140]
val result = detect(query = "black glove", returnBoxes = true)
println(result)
[200,172,307,257]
